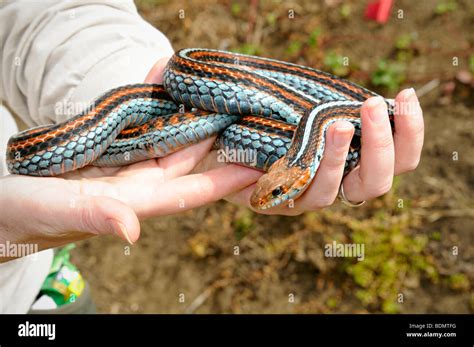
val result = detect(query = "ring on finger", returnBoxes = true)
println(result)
[338,182,366,207]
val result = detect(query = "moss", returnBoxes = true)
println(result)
[307,28,322,48]
[326,297,339,309]
[233,208,255,240]
[448,274,470,291]
[340,181,440,313]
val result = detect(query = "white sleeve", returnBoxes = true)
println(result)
[0,0,174,126]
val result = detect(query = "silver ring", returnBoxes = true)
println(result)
[339,183,366,207]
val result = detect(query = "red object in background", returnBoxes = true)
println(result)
[365,0,394,24]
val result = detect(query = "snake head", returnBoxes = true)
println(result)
[250,158,311,210]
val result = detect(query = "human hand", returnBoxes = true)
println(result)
[1,56,424,262]
[195,88,424,215]
[0,57,261,261]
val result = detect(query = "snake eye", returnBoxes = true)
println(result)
[271,186,283,197]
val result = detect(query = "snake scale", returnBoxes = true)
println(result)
[6,48,394,209]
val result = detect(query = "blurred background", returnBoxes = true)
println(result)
[73,0,473,313]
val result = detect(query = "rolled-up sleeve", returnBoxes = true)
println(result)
[0,0,174,127]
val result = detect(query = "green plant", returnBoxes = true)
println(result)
[395,34,417,62]
[285,40,303,56]
[233,209,254,240]
[395,34,412,50]
[266,12,277,26]
[323,51,350,77]
[469,54,474,74]
[233,43,261,56]
[371,59,406,91]
[326,297,339,309]
[231,2,241,16]
[448,273,470,291]
[307,28,322,48]
[430,231,441,241]
[345,215,437,312]
[342,182,439,313]
[435,0,458,15]
[340,4,351,19]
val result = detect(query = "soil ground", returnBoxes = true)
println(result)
[72,0,473,313]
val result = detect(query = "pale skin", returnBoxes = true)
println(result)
[0,57,424,262]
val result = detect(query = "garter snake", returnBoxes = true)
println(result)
[6,48,394,209]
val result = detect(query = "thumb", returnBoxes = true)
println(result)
[62,195,140,244]
[144,56,172,84]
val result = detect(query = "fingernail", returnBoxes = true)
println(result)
[367,96,387,123]
[401,88,420,116]
[333,121,353,147]
[403,88,416,101]
[109,219,134,245]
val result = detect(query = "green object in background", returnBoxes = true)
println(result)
[324,51,350,77]
[40,244,85,306]
[371,59,406,92]
[435,0,458,15]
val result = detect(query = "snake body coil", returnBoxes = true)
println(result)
[7,48,394,209]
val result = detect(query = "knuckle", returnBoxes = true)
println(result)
[401,118,424,140]
[324,149,349,171]
[77,179,89,196]
[371,134,393,152]
[192,178,216,200]
[76,199,99,233]
[410,121,425,138]
[333,149,351,167]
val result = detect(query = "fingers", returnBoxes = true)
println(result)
[2,175,140,245]
[65,88,423,219]
[69,138,218,184]
[144,56,172,84]
[393,88,424,175]
[67,194,140,244]
[195,153,305,216]
[104,138,217,182]
[343,96,395,202]
[158,137,217,180]
[224,121,354,214]
[116,164,261,218]
[296,120,354,209]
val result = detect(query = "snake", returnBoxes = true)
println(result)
[6,48,395,210]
